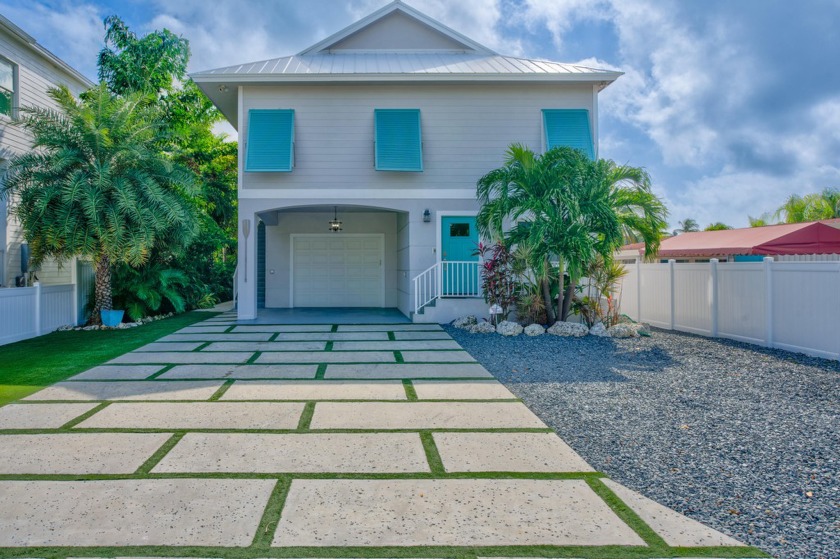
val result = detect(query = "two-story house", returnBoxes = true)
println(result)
[0,14,93,288]
[193,1,620,322]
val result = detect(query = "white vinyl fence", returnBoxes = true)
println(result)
[620,258,840,360]
[0,283,78,346]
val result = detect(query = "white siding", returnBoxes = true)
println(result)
[0,26,90,287]
[240,83,595,193]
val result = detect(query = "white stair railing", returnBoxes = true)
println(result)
[413,263,440,314]
[413,261,482,314]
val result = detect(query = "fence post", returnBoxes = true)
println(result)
[710,259,719,337]
[668,259,676,330]
[764,257,774,348]
[34,281,42,336]
[635,258,642,322]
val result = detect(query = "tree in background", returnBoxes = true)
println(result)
[774,188,840,223]
[672,218,700,235]
[2,85,199,322]
[704,222,733,231]
[98,16,238,316]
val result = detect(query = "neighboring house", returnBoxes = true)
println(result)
[0,15,93,288]
[618,220,840,263]
[193,1,620,321]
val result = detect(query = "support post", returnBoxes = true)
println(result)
[34,281,41,336]
[710,258,719,337]
[668,259,676,330]
[635,258,642,322]
[764,257,774,348]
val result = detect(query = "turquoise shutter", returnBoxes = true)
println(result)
[246,109,294,172]
[375,109,423,171]
[542,109,594,159]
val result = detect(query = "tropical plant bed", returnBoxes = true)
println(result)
[452,315,649,339]
[56,311,178,331]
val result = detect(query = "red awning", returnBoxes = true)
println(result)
[624,221,840,258]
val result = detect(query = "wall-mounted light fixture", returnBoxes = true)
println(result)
[329,206,343,232]
[423,209,431,223]
[218,84,229,93]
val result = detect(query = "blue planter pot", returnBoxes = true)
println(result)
[100,309,125,327]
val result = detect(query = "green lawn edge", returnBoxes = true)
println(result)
[0,311,219,406]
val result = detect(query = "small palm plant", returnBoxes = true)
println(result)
[2,84,198,323]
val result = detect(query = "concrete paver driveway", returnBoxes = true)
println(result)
[0,312,766,558]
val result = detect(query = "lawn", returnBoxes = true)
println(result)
[0,311,216,406]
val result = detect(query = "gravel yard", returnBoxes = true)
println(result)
[445,325,839,559]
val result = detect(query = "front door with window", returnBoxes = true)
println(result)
[441,216,479,296]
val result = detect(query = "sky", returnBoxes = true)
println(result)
[2,0,839,228]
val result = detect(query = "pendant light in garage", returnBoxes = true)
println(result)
[329,206,343,232]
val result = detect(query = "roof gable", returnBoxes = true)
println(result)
[300,1,493,55]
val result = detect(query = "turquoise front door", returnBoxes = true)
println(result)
[441,216,479,296]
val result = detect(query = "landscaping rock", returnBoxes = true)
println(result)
[607,323,639,338]
[524,324,545,337]
[546,321,589,337]
[496,321,523,337]
[468,321,496,334]
[589,323,610,337]
[452,315,478,330]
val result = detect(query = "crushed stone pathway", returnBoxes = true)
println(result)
[0,311,766,558]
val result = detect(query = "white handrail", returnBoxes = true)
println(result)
[412,261,482,314]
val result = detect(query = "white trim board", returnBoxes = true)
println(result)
[240,189,477,200]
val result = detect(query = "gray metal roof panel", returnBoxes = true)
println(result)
[193,53,618,79]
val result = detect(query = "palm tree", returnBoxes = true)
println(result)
[477,145,625,322]
[704,222,733,231]
[2,84,198,323]
[775,188,840,223]
[672,218,700,235]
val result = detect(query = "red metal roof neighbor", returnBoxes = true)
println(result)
[622,221,840,257]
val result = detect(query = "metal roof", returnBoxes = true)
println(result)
[192,53,620,81]
[622,221,840,258]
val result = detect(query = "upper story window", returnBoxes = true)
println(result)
[542,109,594,159]
[374,109,423,172]
[245,109,295,172]
[0,58,16,118]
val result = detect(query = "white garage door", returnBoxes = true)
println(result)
[292,235,384,307]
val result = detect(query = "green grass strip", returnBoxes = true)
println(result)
[394,351,405,364]
[57,402,110,429]
[209,380,235,401]
[586,477,668,550]
[387,331,396,341]
[225,325,236,333]
[193,342,212,351]
[330,324,339,333]
[419,431,445,475]
[315,364,327,380]
[0,544,766,559]
[324,341,334,352]
[252,477,292,548]
[297,402,316,430]
[0,311,216,407]
[402,380,418,401]
[247,351,262,364]
[269,332,280,341]
[146,364,176,380]
[134,432,185,474]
